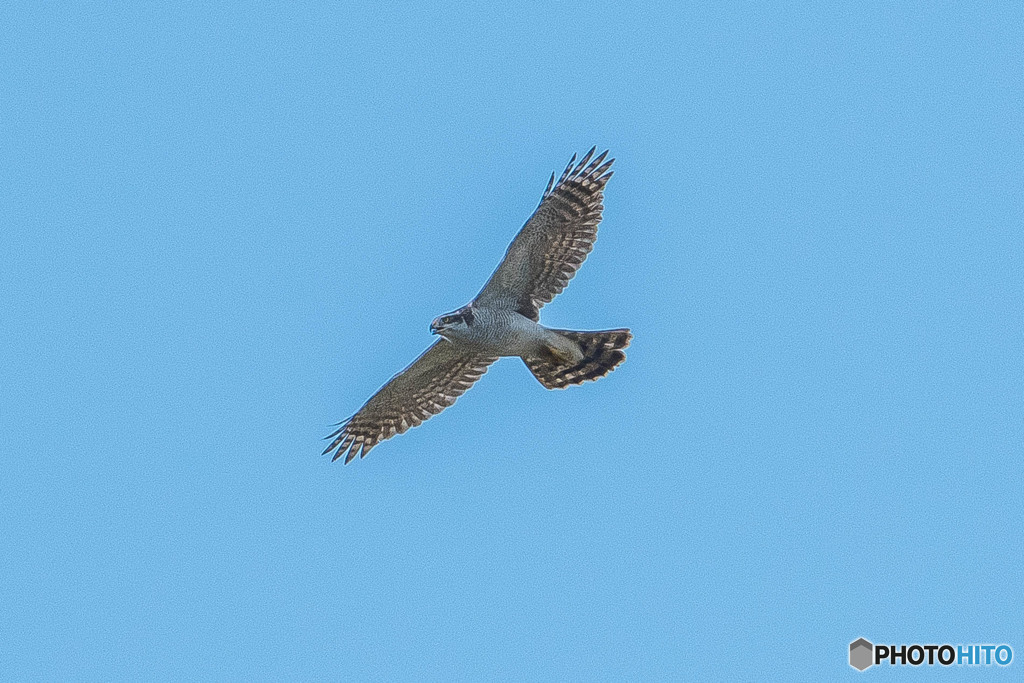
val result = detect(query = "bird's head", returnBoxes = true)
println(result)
[430,306,475,341]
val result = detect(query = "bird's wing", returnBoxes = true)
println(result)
[324,340,497,464]
[473,147,614,321]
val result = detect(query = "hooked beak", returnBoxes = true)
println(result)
[429,317,443,335]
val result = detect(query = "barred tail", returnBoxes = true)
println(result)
[524,329,632,389]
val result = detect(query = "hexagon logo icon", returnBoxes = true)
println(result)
[850,638,874,671]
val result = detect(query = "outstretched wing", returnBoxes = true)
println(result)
[474,147,614,321]
[324,341,497,464]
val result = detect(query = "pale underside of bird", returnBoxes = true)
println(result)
[324,147,632,464]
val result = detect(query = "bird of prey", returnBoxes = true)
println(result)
[324,147,631,464]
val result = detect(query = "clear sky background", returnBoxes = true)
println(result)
[2,2,1021,680]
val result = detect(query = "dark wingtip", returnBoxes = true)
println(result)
[323,415,355,460]
[543,171,555,197]
[326,435,348,460]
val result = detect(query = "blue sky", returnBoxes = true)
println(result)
[2,2,1021,680]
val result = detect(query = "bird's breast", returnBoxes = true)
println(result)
[467,308,544,356]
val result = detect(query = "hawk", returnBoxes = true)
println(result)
[324,147,632,463]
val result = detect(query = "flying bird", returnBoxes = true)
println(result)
[325,147,631,463]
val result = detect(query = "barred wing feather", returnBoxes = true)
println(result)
[323,341,497,464]
[474,147,614,321]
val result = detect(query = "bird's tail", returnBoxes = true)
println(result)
[524,328,632,389]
